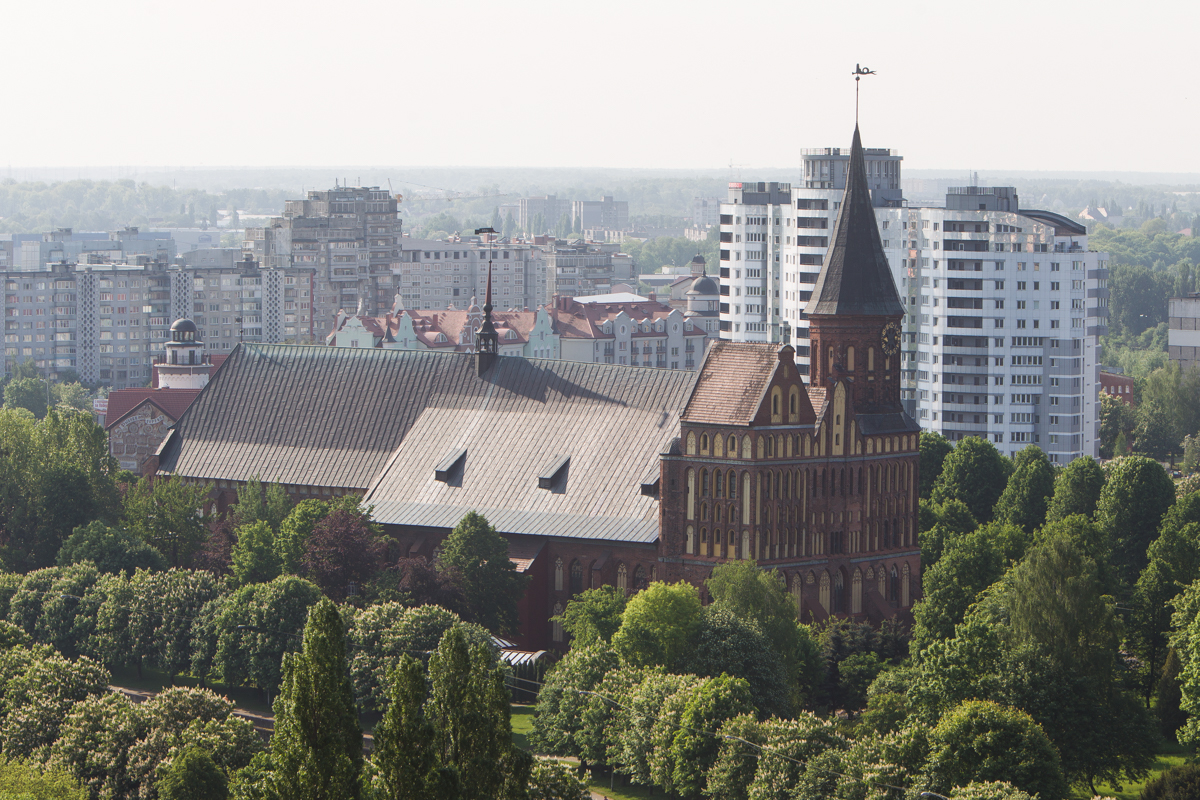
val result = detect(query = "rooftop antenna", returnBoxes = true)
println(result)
[852,64,876,122]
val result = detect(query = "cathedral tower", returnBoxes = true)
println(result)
[804,125,906,414]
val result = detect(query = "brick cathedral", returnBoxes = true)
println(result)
[155,125,920,652]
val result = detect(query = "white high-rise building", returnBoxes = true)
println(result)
[719,142,1109,462]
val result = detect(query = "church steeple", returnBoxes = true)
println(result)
[805,125,904,318]
[804,125,906,414]
[474,228,500,376]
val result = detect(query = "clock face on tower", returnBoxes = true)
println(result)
[881,321,900,356]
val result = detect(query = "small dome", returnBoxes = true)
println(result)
[691,275,719,295]
[170,318,198,333]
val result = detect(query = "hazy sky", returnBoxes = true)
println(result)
[5,0,1197,173]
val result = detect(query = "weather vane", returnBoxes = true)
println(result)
[852,64,876,122]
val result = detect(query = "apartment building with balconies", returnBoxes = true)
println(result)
[395,235,546,312]
[719,142,1108,461]
[243,186,402,334]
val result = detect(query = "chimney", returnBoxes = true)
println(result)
[648,292,656,303]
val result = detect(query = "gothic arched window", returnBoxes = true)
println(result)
[569,560,583,594]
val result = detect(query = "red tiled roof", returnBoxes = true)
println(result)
[329,296,708,349]
[682,341,781,425]
[104,388,201,430]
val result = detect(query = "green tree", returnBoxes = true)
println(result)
[347,603,493,714]
[1005,531,1119,684]
[1100,392,1137,459]
[912,527,1006,651]
[611,581,701,670]
[269,599,363,800]
[530,644,618,759]
[1132,501,1200,702]
[919,431,954,499]
[231,521,281,586]
[0,758,88,800]
[1135,398,1180,460]
[1157,647,1187,738]
[741,714,847,800]
[926,700,1067,800]
[437,512,529,636]
[232,477,267,528]
[195,575,322,697]
[920,499,979,570]
[994,445,1055,533]
[3,376,48,418]
[947,783,1035,800]
[275,499,327,575]
[683,607,790,717]
[264,483,292,532]
[997,531,1155,792]
[1096,455,1176,584]
[554,586,626,646]
[527,759,587,800]
[931,437,1013,523]
[1184,433,1200,474]
[1140,763,1200,800]
[669,674,754,798]
[426,625,529,800]
[0,647,110,759]
[1046,456,1105,522]
[370,656,440,800]
[123,476,213,567]
[51,382,91,412]
[158,746,228,800]
[57,520,166,574]
[705,714,762,800]
[704,560,804,670]
[0,409,123,571]
[127,568,224,681]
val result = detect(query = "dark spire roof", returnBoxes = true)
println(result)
[476,258,498,353]
[804,125,904,318]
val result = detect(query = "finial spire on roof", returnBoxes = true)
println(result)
[852,63,876,122]
[473,227,500,371]
[803,125,904,318]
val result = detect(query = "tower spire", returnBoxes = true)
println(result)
[804,125,904,318]
[474,227,499,375]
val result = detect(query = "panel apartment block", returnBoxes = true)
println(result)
[719,147,1107,462]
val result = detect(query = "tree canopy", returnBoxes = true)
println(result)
[931,437,1012,523]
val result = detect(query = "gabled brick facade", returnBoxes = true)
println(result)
[659,344,919,624]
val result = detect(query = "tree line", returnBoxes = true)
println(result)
[0,595,590,800]
[531,435,1200,800]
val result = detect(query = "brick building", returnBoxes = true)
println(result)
[106,319,222,475]
[153,126,920,650]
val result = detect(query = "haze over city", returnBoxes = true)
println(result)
[4,0,1198,173]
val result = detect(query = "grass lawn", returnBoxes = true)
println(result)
[511,704,536,752]
[1081,740,1195,799]
[586,773,662,800]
